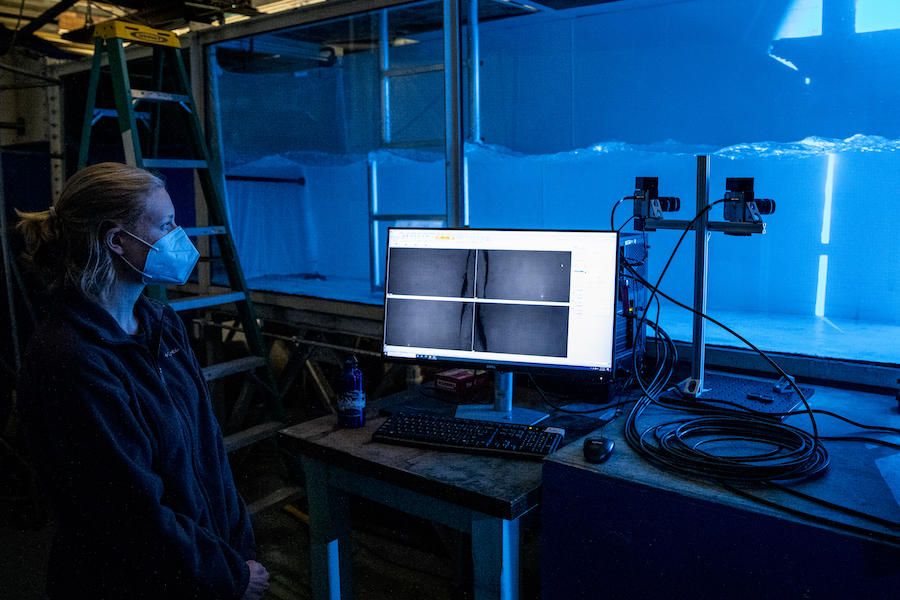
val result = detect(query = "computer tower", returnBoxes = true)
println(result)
[615,233,647,376]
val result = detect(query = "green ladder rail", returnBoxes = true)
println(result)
[77,21,287,444]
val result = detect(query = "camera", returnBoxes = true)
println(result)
[723,178,775,223]
[633,177,680,227]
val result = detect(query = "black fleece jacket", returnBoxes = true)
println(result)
[17,289,255,599]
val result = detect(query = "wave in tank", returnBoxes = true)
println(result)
[227,135,900,174]
[472,135,900,161]
[714,135,900,159]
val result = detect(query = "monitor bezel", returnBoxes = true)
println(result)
[381,227,622,384]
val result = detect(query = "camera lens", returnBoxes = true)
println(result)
[658,196,680,212]
[755,198,776,215]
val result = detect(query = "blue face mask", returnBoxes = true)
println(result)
[120,226,200,285]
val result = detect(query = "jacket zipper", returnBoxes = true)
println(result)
[143,342,224,540]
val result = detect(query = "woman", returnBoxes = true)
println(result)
[15,162,269,599]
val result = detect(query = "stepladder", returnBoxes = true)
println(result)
[77,21,294,495]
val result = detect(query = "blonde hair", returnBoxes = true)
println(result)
[16,162,166,301]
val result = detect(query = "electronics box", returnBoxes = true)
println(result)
[615,233,647,375]
[435,369,490,395]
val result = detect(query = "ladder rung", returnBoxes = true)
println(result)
[183,226,227,237]
[93,108,150,124]
[223,421,286,452]
[168,291,247,312]
[131,89,191,103]
[81,31,282,425]
[142,158,208,169]
[203,355,267,381]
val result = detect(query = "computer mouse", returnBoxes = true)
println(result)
[583,436,615,463]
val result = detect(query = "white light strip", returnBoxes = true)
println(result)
[822,153,835,244]
[463,155,470,226]
[815,254,828,317]
[257,0,327,14]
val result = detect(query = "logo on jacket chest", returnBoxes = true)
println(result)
[164,347,181,359]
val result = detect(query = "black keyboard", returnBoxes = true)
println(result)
[372,411,565,461]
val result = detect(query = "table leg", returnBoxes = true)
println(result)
[471,515,520,600]
[303,457,354,600]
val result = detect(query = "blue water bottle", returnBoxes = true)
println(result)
[337,354,366,428]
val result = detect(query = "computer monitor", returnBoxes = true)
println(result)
[382,228,621,424]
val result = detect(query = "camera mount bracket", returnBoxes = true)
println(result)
[631,158,773,398]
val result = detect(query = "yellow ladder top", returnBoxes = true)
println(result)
[93,20,181,48]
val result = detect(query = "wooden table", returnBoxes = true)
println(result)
[279,389,555,600]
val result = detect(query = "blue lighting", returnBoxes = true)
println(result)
[856,0,900,33]
[775,0,822,40]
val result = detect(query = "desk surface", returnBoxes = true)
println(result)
[545,375,900,545]
[279,388,581,521]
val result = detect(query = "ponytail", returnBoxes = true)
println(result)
[16,163,165,300]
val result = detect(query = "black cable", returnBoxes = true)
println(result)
[656,397,900,439]
[630,316,677,400]
[8,0,26,51]
[609,193,897,540]
[629,201,723,402]
[721,480,900,547]
[610,196,634,230]
[618,199,830,483]
[526,374,619,415]
[625,396,829,482]
[818,436,900,450]
[804,409,900,435]
[623,261,820,440]
[616,215,636,233]
[767,480,900,533]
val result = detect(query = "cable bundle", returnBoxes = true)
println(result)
[612,198,829,483]
[625,398,829,482]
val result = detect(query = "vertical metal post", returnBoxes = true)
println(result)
[46,73,65,199]
[691,155,710,393]
[468,0,481,143]
[444,0,463,228]
[368,159,380,290]
[0,142,20,370]
[379,9,390,146]
[371,10,389,288]
[199,43,226,293]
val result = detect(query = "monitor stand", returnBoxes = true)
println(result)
[454,371,550,426]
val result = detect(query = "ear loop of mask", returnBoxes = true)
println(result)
[112,229,159,282]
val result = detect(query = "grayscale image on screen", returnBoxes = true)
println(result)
[383,297,474,351]
[474,303,569,357]
[476,250,571,303]
[385,248,475,298]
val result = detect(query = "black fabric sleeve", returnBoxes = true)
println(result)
[20,341,251,599]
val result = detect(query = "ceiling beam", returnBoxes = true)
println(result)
[16,0,79,38]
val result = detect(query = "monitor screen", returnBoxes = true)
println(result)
[382,228,620,381]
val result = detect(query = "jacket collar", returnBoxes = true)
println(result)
[56,288,165,348]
